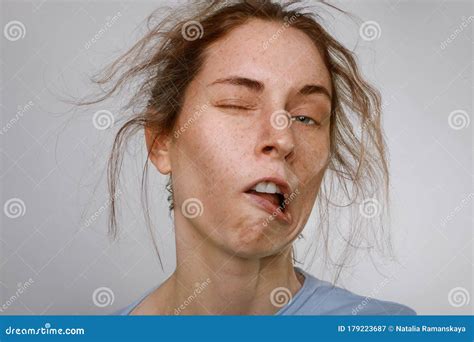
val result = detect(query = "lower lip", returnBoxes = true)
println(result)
[243,192,292,225]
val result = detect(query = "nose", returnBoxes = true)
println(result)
[257,110,296,161]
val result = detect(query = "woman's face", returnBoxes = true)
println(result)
[163,19,332,258]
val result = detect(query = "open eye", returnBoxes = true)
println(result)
[291,115,320,126]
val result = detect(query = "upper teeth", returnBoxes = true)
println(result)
[251,181,283,195]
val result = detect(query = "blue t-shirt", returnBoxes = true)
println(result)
[116,267,416,315]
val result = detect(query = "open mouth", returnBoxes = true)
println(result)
[245,190,286,212]
[245,179,292,224]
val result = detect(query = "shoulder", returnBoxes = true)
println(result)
[113,303,137,315]
[317,282,416,315]
[112,287,158,316]
[291,271,417,316]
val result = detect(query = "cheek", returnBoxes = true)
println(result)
[196,116,245,173]
[294,127,330,176]
[173,111,246,202]
[291,131,330,206]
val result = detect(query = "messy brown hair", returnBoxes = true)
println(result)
[82,0,391,283]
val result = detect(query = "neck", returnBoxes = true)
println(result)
[164,216,304,315]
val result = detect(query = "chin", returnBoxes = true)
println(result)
[230,245,282,260]
[223,223,291,259]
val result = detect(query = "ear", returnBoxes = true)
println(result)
[145,125,172,175]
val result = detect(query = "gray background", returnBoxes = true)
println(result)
[0,0,472,315]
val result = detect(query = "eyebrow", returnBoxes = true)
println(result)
[209,76,264,92]
[298,84,332,101]
[208,76,332,101]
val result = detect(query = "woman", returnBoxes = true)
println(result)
[87,0,415,315]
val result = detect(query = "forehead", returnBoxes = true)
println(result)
[198,18,331,90]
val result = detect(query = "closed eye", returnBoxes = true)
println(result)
[219,105,249,110]
[217,104,257,111]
